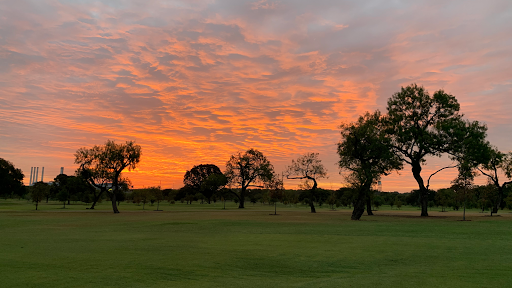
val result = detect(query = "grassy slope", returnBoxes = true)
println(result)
[1,200,511,288]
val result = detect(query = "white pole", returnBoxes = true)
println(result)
[29,167,33,185]
[35,167,39,184]
[41,167,44,182]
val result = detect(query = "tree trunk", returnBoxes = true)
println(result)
[89,189,104,210]
[238,186,246,208]
[309,199,316,213]
[111,192,120,213]
[352,181,372,220]
[309,178,318,213]
[366,197,374,216]
[351,191,366,220]
[491,185,503,215]
[36,202,38,210]
[412,162,429,216]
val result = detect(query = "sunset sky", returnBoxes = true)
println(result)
[1,0,511,192]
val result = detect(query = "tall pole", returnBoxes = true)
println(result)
[29,167,33,185]
[41,167,44,182]
[35,167,39,184]
[463,186,466,221]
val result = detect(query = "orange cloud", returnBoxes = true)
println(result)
[1,1,511,191]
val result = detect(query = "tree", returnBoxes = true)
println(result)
[267,173,284,215]
[133,188,153,210]
[385,83,487,216]
[202,173,228,207]
[0,158,24,198]
[435,188,454,212]
[473,184,497,213]
[394,197,403,210]
[149,186,163,211]
[75,140,141,213]
[373,195,383,211]
[57,187,69,208]
[327,190,337,210]
[338,111,402,220]
[51,174,92,206]
[225,148,275,208]
[338,187,357,208]
[451,169,477,221]
[286,153,327,213]
[475,148,512,215]
[31,182,49,210]
[183,164,224,204]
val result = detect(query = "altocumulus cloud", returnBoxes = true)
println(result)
[0,0,511,190]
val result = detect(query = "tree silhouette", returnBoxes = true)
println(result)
[0,158,24,198]
[225,149,274,209]
[475,148,512,215]
[286,153,327,213]
[183,164,224,204]
[267,173,284,215]
[31,182,49,210]
[338,111,402,220]
[384,84,486,216]
[75,140,141,213]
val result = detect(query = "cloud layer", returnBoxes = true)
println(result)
[1,0,511,191]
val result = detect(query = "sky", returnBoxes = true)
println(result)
[1,0,511,192]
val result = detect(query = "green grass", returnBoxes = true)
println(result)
[1,200,511,287]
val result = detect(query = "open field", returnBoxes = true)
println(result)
[1,200,512,287]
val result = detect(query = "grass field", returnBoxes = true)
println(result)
[1,200,512,287]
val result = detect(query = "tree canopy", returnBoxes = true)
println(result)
[475,147,512,214]
[75,140,141,213]
[225,148,275,208]
[0,158,24,198]
[183,164,224,203]
[338,111,402,220]
[31,182,49,210]
[384,83,486,216]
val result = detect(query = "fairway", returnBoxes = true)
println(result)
[1,202,512,288]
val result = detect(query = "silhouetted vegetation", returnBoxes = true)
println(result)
[286,153,327,213]
[337,111,402,220]
[75,140,141,213]
[225,148,275,208]
[0,157,25,199]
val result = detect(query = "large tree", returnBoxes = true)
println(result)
[286,152,327,213]
[338,111,402,220]
[475,148,512,215]
[0,158,24,198]
[225,148,275,208]
[183,164,224,204]
[75,140,141,213]
[385,83,485,216]
[31,182,49,210]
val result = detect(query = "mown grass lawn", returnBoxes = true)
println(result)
[1,200,511,287]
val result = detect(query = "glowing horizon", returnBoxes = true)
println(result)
[1,0,511,192]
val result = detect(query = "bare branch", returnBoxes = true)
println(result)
[426,165,457,190]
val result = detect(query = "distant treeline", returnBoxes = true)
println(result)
[5,178,512,214]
